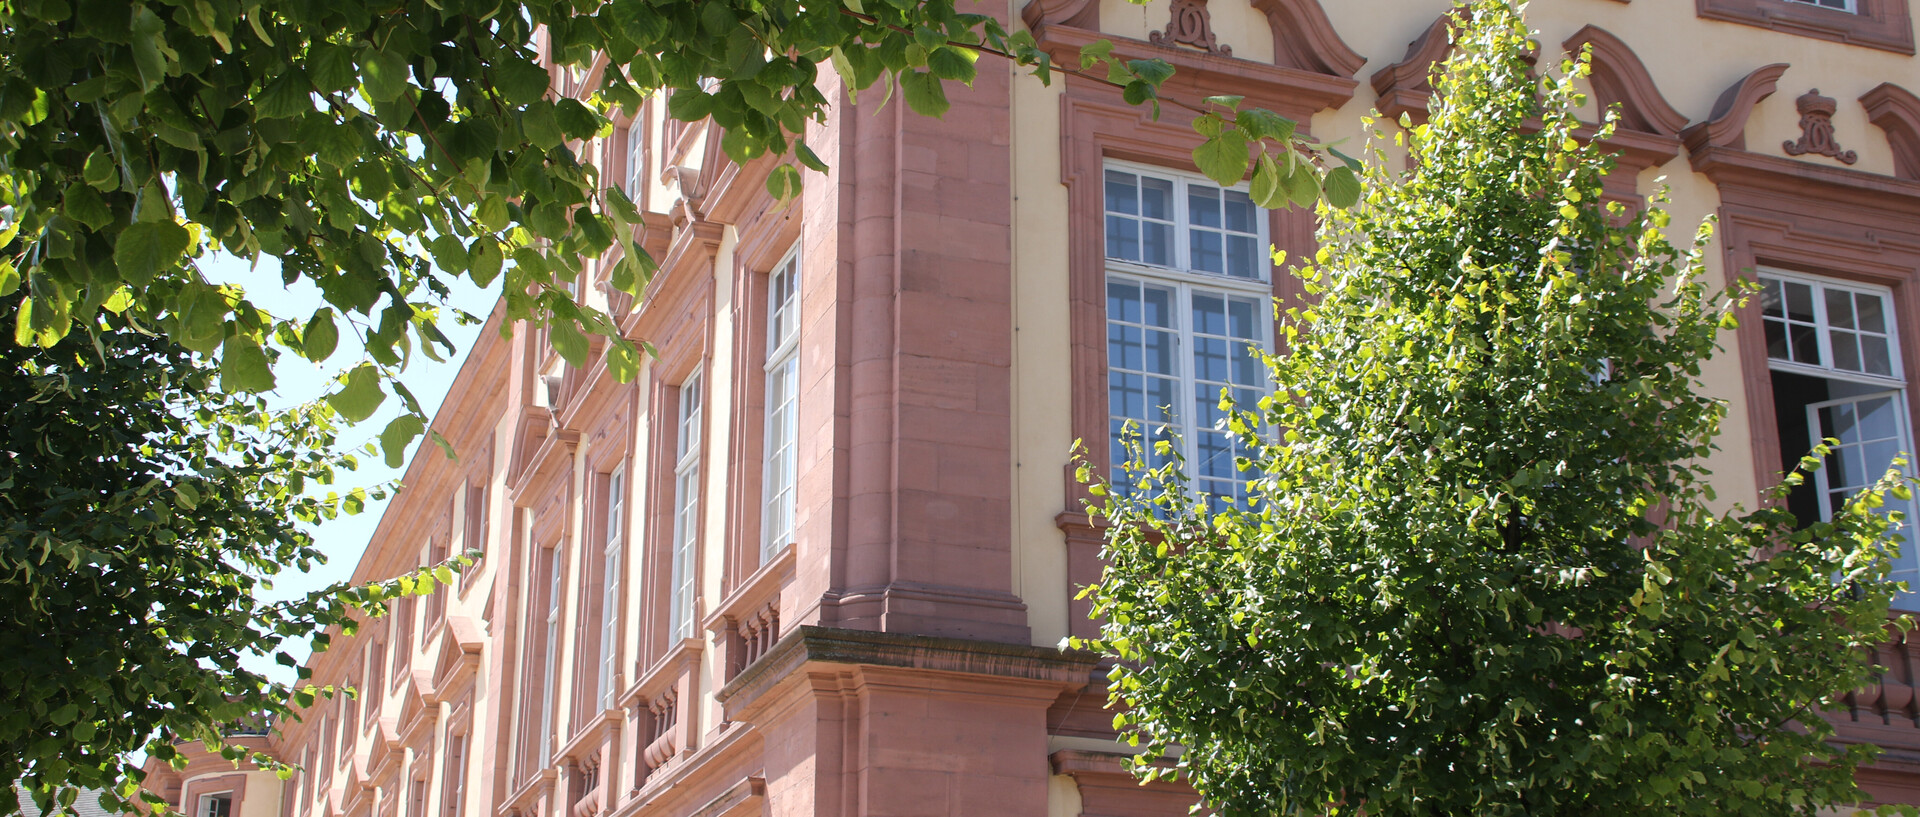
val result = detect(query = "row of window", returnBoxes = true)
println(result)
[518,245,804,780]
[1100,163,1919,599]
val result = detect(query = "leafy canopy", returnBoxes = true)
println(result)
[0,0,1358,465]
[0,298,460,817]
[0,0,1365,808]
[1084,2,1914,814]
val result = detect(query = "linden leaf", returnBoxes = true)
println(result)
[327,364,386,422]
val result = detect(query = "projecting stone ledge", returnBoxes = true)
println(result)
[715,625,1104,717]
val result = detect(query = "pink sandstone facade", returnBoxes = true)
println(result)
[140,0,1920,815]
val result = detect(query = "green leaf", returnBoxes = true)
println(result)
[1250,154,1286,209]
[900,70,949,117]
[522,102,564,150]
[1191,131,1250,187]
[303,308,340,362]
[359,48,409,103]
[219,335,277,393]
[766,164,802,202]
[548,316,588,366]
[1077,39,1114,71]
[327,364,387,422]
[1236,108,1296,144]
[469,239,504,287]
[63,185,112,231]
[129,6,171,91]
[498,57,551,106]
[666,88,714,122]
[1323,166,1362,209]
[379,414,426,467]
[83,150,119,191]
[113,221,191,287]
[927,47,978,84]
[607,338,639,383]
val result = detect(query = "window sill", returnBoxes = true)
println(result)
[1697,0,1916,54]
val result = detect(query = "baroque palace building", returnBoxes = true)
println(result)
[139,0,1920,814]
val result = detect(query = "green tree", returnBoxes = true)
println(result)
[0,0,1360,807]
[1084,2,1914,814]
[0,298,447,816]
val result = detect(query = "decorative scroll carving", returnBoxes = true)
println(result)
[1680,63,1787,152]
[1783,88,1858,164]
[1861,82,1920,180]
[1150,0,1230,55]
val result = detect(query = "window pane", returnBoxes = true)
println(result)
[1224,190,1256,233]
[1109,279,1141,323]
[1143,222,1173,267]
[1762,279,1785,319]
[1228,297,1257,339]
[1828,288,1856,329]
[1227,235,1260,280]
[1110,324,1142,371]
[1765,319,1790,360]
[1786,281,1816,324]
[1192,229,1223,273]
[1189,186,1222,228]
[1234,342,1263,387]
[1791,322,1821,365]
[1196,336,1229,382]
[1143,283,1173,328]
[1833,330,1862,372]
[1860,394,1899,441]
[1146,330,1176,375]
[1105,170,1137,215]
[1859,293,1888,333]
[1107,215,1140,262]
[1193,293,1227,335]
[1140,176,1173,221]
[1864,335,1894,376]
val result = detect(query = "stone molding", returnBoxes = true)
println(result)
[1695,0,1915,54]
[1681,62,1789,153]
[1863,82,1920,180]
[1370,11,1455,122]
[1564,25,1689,139]
[713,625,1102,717]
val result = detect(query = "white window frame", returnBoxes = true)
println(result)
[1761,269,1905,386]
[596,466,625,710]
[536,545,561,767]
[668,372,703,641]
[624,121,646,204]
[1786,0,1858,12]
[1102,162,1275,505]
[762,247,802,560]
[1103,159,1273,283]
[1761,268,1918,602]
[198,793,234,817]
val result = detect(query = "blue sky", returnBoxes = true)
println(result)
[202,251,498,675]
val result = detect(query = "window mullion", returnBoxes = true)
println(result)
[1173,178,1189,273]
[1811,281,1836,370]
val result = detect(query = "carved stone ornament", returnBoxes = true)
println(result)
[1784,88,1859,165]
[1150,0,1231,55]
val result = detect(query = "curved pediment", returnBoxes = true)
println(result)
[1025,0,1363,85]
[1563,25,1688,138]
[1862,82,1920,181]
[1681,63,1788,152]
[1248,0,1365,78]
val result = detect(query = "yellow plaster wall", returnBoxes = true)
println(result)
[1010,0,1919,647]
